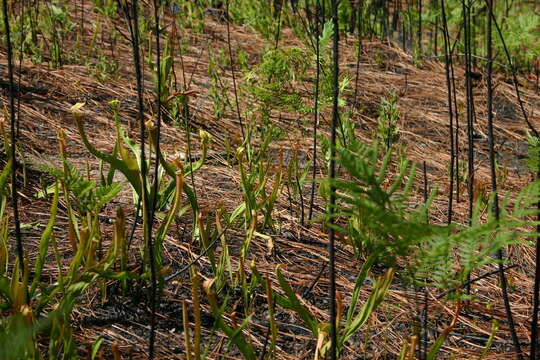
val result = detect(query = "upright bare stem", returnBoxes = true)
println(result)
[225,0,245,140]
[125,0,156,356]
[485,1,522,357]
[329,0,339,358]
[2,0,25,302]
[308,0,321,222]
[440,0,455,225]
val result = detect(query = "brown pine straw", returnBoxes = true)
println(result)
[1,1,540,358]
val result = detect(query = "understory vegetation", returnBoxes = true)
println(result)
[1,0,540,359]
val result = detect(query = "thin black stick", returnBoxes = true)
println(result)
[461,0,476,309]
[329,0,339,358]
[125,0,155,357]
[440,0,454,225]
[479,5,540,357]
[488,9,537,137]
[450,49,460,203]
[308,0,321,223]
[436,264,518,300]
[302,260,327,298]
[417,0,422,54]
[462,0,474,230]
[127,199,141,249]
[225,0,245,140]
[273,0,283,50]
[81,0,85,42]
[258,324,271,360]
[441,22,463,205]
[421,161,429,360]
[16,0,25,138]
[296,172,305,226]
[486,1,522,357]
[433,14,438,57]
[532,172,540,360]
[424,53,512,70]
[147,0,163,358]
[117,0,141,253]
[291,0,317,52]
[150,0,163,216]
[352,0,363,108]
[3,0,25,301]
[164,223,231,282]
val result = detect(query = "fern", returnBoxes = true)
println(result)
[244,46,308,112]
[325,116,539,294]
[37,160,122,216]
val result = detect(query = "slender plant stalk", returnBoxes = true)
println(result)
[296,170,305,226]
[191,271,201,360]
[485,1,522,357]
[407,0,413,47]
[225,0,245,140]
[273,0,283,50]
[308,0,321,222]
[80,0,85,41]
[321,0,326,27]
[150,0,163,217]
[417,0,422,54]
[329,0,339,358]
[290,0,316,52]
[127,199,141,249]
[182,300,193,360]
[421,161,429,360]
[435,265,518,300]
[164,224,231,282]
[123,0,156,357]
[433,14,438,57]
[461,0,476,310]
[146,0,164,357]
[352,0,363,108]
[265,276,277,359]
[401,21,406,50]
[450,50,460,203]
[488,9,537,137]
[16,0,26,138]
[461,0,474,232]
[484,17,540,321]
[391,0,399,33]
[531,174,540,360]
[440,0,455,225]
[435,23,462,202]
[3,0,25,302]
[181,79,198,209]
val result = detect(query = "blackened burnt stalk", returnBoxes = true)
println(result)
[328,0,339,358]
[2,0,26,303]
[485,0,522,357]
